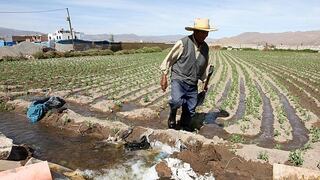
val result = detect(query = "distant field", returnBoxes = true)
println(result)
[1,50,319,150]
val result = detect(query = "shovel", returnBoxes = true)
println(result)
[197,65,214,106]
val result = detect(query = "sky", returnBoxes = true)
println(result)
[1,0,320,38]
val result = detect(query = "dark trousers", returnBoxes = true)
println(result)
[169,79,197,127]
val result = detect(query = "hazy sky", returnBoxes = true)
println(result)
[1,0,319,38]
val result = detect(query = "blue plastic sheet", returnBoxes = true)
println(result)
[27,102,47,123]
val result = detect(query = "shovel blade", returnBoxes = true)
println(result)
[197,91,206,106]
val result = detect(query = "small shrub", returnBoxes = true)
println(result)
[33,51,46,59]
[229,134,244,143]
[45,51,61,58]
[112,128,120,135]
[62,116,71,125]
[135,46,162,53]
[257,151,269,162]
[289,150,304,166]
[310,127,320,143]
[274,129,281,137]
[99,49,114,55]
[301,141,312,151]
[0,101,13,112]
[143,95,150,103]
[71,51,84,57]
[275,144,282,150]
[240,123,249,133]
[63,51,73,57]
[114,100,122,107]
[85,120,94,128]
[2,55,27,61]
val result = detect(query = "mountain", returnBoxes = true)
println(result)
[0,27,214,43]
[214,31,320,46]
[0,27,44,38]
[82,33,215,43]
[2,27,319,45]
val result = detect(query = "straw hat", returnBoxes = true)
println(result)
[185,18,218,32]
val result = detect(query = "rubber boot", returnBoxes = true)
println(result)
[168,108,177,129]
[180,105,190,130]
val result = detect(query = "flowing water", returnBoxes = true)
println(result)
[0,112,165,179]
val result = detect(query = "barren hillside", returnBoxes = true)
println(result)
[214,31,320,46]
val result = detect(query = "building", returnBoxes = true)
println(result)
[48,28,82,41]
[0,36,15,47]
[12,35,48,43]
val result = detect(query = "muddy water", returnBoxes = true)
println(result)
[201,81,308,150]
[216,79,232,106]
[270,83,309,150]
[0,112,131,170]
[66,101,109,119]
[253,81,275,148]
[227,78,246,124]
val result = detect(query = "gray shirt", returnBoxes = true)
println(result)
[160,35,210,85]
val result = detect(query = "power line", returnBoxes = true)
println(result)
[0,8,66,14]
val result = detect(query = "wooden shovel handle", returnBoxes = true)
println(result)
[204,65,214,90]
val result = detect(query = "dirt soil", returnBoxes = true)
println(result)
[173,144,272,180]
[6,97,320,179]
[35,111,273,179]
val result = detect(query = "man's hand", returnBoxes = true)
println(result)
[160,74,168,92]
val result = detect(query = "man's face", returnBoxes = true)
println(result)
[194,30,209,43]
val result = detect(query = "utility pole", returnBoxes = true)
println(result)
[66,8,74,50]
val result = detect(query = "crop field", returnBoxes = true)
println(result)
[202,50,320,151]
[0,50,319,151]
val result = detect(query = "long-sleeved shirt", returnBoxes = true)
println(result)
[160,35,210,82]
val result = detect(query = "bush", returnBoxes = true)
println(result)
[16,46,161,60]
[229,134,245,143]
[289,150,304,166]
[99,49,114,55]
[45,51,61,58]
[310,127,320,143]
[114,49,135,55]
[1,55,27,61]
[273,48,318,53]
[134,46,162,53]
[241,48,258,51]
[143,46,162,53]
[33,51,46,59]
[257,151,269,162]
[0,98,14,111]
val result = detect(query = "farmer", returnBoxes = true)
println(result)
[160,18,217,130]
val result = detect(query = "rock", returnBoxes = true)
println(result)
[0,133,13,159]
[155,161,172,178]
[6,99,30,112]
[117,108,158,120]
